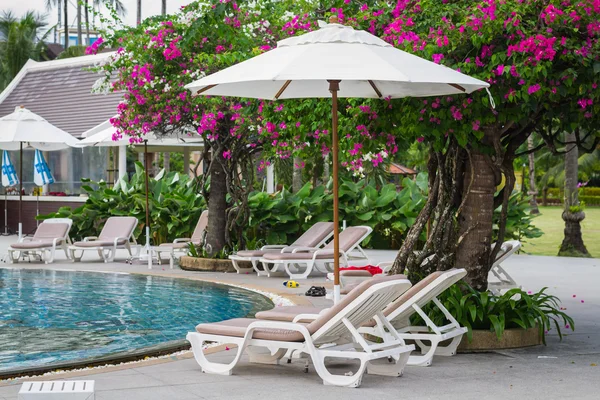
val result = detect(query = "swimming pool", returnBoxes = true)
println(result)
[0,268,274,375]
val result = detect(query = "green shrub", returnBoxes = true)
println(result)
[579,195,600,206]
[581,187,600,197]
[492,192,543,243]
[546,188,561,198]
[415,283,574,344]
[39,162,206,244]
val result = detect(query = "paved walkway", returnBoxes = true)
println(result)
[0,236,598,399]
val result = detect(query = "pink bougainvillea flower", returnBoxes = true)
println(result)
[222,150,232,159]
[581,300,585,303]
[472,120,481,131]
[573,294,576,298]
[528,84,541,94]
[416,136,424,143]
[432,53,444,64]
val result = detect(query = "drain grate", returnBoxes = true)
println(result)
[18,381,95,400]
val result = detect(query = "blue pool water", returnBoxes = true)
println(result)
[0,268,273,373]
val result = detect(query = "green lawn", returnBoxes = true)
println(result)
[525,206,600,258]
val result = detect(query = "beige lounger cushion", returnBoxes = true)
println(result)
[235,250,270,258]
[10,223,70,249]
[159,242,193,249]
[73,239,129,247]
[262,249,337,261]
[72,216,137,248]
[340,270,373,277]
[255,306,322,323]
[190,211,209,243]
[196,275,407,342]
[234,222,334,258]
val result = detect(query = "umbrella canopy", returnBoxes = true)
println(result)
[185,19,490,302]
[185,21,489,99]
[0,106,79,150]
[78,118,204,151]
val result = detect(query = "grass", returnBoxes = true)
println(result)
[524,206,600,258]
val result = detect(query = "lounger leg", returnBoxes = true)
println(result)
[367,350,411,377]
[251,259,265,276]
[70,248,83,262]
[8,250,19,263]
[186,333,246,376]
[63,244,70,260]
[286,261,314,280]
[408,339,439,367]
[44,247,56,264]
[418,334,464,357]
[169,253,174,269]
[246,346,286,365]
[231,258,253,274]
[262,261,284,278]
[310,351,368,388]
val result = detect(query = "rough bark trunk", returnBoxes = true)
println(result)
[205,152,227,256]
[63,0,68,50]
[456,150,496,291]
[323,155,330,184]
[559,132,590,257]
[163,153,170,173]
[292,156,303,192]
[161,0,167,15]
[527,136,539,214]
[56,1,61,44]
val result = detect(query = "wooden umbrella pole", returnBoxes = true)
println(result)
[328,79,341,302]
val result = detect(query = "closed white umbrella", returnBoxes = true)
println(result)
[186,19,491,302]
[0,106,79,238]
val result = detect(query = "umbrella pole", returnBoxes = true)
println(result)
[144,140,152,269]
[329,80,341,304]
[18,143,23,240]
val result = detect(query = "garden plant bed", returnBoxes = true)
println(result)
[457,327,542,352]
[179,256,242,273]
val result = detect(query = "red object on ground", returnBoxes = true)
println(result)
[339,265,383,275]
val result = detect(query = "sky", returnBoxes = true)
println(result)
[2,0,192,38]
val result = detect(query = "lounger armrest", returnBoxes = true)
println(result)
[260,245,287,250]
[377,261,394,274]
[246,320,313,342]
[292,313,322,323]
[173,238,192,244]
[19,237,33,243]
[113,236,129,247]
[291,246,319,253]
[83,236,98,242]
[280,246,298,253]
[52,238,62,246]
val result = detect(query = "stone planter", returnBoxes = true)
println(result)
[458,327,542,352]
[179,256,244,273]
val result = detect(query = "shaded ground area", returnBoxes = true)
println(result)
[0,238,598,399]
[526,206,599,257]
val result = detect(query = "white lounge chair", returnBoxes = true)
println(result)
[259,226,372,280]
[8,220,72,264]
[488,240,522,293]
[186,275,415,388]
[69,216,138,263]
[326,261,394,288]
[257,269,468,367]
[155,210,208,269]
[229,221,334,275]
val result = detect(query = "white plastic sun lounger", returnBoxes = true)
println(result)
[257,269,468,367]
[187,275,414,388]
[259,226,372,280]
[229,221,334,276]
[8,220,72,264]
[155,210,208,269]
[69,216,138,263]
[487,240,522,293]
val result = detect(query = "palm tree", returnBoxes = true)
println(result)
[559,132,590,257]
[162,0,167,16]
[44,0,61,43]
[0,11,48,90]
[136,0,142,25]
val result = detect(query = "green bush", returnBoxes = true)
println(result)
[546,188,561,198]
[415,283,574,344]
[581,187,600,196]
[39,162,206,244]
[579,195,600,206]
[492,192,543,243]
[240,174,428,249]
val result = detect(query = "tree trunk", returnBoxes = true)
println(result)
[456,150,496,291]
[292,156,303,192]
[205,152,228,256]
[76,2,82,45]
[63,0,68,50]
[85,0,90,46]
[161,0,167,15]
[559,132,590,257]
[136,0,142,25]
[322,155,330,184]
[527,136,539,214]
[163,152,170,172]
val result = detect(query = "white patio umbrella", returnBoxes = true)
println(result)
[0,106,80,238]
[76,119,204,268]
[185,19,491,302]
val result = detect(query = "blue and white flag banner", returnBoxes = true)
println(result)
[33,149,54,186]
[2,151,19,187]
